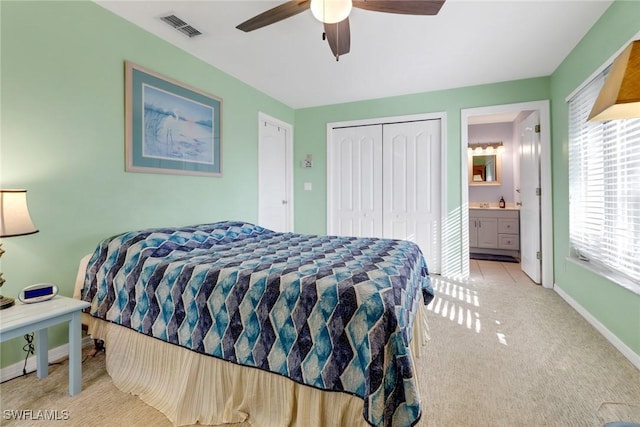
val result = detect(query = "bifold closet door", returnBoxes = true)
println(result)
[382,120,441,274]
[329,125,383,238]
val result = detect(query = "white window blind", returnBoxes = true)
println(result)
[568,69,640,290]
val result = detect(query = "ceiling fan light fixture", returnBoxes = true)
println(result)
[310,0,352,24]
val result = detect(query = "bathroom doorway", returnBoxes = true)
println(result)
[461,101,553,288]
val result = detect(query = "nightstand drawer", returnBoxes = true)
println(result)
[498,234,519,250]
[498,219,519,234]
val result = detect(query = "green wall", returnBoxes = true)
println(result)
[0,1,294,367]
[549,0,640,356]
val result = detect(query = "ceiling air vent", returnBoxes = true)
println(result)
[160,14,203,38]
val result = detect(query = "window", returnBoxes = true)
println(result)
[568,67,640,293]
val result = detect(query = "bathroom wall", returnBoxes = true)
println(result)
[468,122,515,206]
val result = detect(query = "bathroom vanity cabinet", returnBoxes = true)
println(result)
[469,208,520,258]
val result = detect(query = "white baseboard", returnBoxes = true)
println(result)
[554,284,640,370]
[1,336,94,383]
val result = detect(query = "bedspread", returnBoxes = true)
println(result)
[82,221,433,427]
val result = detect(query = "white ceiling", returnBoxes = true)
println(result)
[96,0,613,109]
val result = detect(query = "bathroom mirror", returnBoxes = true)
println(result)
[469,153,502,186]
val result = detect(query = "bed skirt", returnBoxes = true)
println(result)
[84,303,429,427]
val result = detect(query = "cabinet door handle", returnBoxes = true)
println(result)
[478,221,481,228]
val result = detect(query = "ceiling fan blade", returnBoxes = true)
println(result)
[236,1,311,32]
[324,18,351,60]
[352,0,445,15]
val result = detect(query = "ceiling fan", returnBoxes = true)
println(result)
[236,0,446,61]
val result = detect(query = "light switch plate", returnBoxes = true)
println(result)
[304,182,312,191]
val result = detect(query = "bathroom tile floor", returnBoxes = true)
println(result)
[469,259,537,285]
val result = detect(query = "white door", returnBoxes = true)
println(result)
[519,111,541,283]
[329,125,383,238]
[382,120,441,273]
[258,115,293,232]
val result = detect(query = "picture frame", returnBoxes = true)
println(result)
[125,61,222,177]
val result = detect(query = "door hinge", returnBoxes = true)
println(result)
[535,124,541,133]
[536,251,542,260]
[536,187,541,196]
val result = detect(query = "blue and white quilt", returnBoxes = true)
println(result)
[82,221,434,427]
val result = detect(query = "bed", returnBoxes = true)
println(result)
[77,221,433,427]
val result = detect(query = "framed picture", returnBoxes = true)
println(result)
[125,61,222,176]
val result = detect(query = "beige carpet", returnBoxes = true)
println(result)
[1,273,639,426]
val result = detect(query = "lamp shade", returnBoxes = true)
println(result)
[588,40,640,122]
[0,189,39,237]
[310,0,352,24]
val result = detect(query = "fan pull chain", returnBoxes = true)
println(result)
[335,22,340,61]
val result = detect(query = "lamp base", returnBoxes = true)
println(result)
[0,295,15,310]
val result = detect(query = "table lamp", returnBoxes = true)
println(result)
[0,189,39,309]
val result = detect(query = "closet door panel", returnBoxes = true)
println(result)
[390,137,409,214]
[338,139,354,211]
[416,134,434,213]
[329,125,383,238]
[383,120,441,273]
[328,119,441,274]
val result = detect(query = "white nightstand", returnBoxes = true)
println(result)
[0,296,91,396]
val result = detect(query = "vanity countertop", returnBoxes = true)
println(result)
[470,206,519,211]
